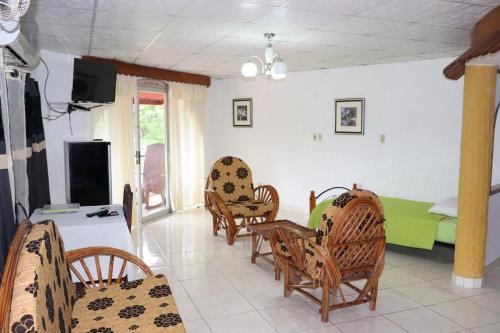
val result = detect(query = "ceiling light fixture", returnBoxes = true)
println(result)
[241,33,287,80]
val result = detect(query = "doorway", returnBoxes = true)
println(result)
[135,81,171,222]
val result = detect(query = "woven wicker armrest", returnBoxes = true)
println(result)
[65,246,154,289]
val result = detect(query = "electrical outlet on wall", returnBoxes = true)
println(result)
[380,134,386,143]
[313,133,317,141]
[318,133,323,141]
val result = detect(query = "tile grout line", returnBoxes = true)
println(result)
[380,314,411,333]
[424,305,468,331]
[426,296,500,331]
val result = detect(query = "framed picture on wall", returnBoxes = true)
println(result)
[334,98,365,135]
[233,98,253,127]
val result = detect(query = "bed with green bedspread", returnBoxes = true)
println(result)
[307,196,456,250]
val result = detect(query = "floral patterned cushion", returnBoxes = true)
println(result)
[275,237,323,280]
[9,220,76,333]
[225,200,276,218]
[71,274,185,333]
[316,189,383,248]
[304,241,324,280]
[207,156,255,202]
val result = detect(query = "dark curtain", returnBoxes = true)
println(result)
[0,97,16,280]
[25,75,50,216]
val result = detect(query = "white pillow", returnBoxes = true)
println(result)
[428,196,458,218]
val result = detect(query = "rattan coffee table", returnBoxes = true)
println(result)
[247,219,316,280]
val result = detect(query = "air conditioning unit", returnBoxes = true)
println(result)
[0,27,40,69]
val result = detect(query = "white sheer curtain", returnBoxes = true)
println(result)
[168,82,207,210]
[92,75,137,208]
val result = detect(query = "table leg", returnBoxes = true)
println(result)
[251,232,258,264]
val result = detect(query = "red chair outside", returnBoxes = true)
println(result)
[142,143,166,210]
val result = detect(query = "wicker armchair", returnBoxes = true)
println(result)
[205,156,279,245]
[270,190,385,322]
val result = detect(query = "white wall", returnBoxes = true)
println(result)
[205,58,465,212]
[491,76,500,185]
[32,49,93,203]
[487,193,500,265]
[486,75,500,266]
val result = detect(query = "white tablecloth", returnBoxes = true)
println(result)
[31,205,135,282]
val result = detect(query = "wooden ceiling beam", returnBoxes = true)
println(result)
[81,56,211,87]
[443,6,500,80]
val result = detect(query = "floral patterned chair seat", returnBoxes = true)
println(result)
[72,274,182,333]
[226,200,276,218]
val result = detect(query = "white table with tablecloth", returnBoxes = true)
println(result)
[30,205,136,282]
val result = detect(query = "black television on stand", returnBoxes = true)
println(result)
[64,141,112,206]
[71,58,117,104]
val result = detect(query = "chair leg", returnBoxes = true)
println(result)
[226,228,236,245]
[212,217,219,236]
[320,280,330,322]
[251,233,258,264]
[225,218,238,245]
[369,283,378,311]
[283,266,292,297]
[274,265,281,281]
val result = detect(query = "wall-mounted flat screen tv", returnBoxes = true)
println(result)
[71,59,117,103]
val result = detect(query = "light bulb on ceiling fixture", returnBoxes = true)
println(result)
[241,61,258,78]
[271,59,287,80]
[241,33,287,81]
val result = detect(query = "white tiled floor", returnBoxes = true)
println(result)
[132,208,500,333]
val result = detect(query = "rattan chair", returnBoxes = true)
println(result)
[205,156,279,245]
[270,193,385,322]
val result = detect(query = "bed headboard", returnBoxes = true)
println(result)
[309,183,357,213]
[490,184,500,196]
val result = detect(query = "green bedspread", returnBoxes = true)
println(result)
[380,197,440,250]
[307,196,452,250]
[436,217,457,245]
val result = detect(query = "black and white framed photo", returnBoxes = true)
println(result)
[233,98,253,127]
[334,98,365,135]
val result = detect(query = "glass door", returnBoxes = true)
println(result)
[134,81,171,223]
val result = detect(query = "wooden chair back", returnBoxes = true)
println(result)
[122,183,133,232]
[0,221,29,333]
[326,197,385,278]
[65,247,154,290]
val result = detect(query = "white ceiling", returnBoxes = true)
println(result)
[21,0,496,78]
